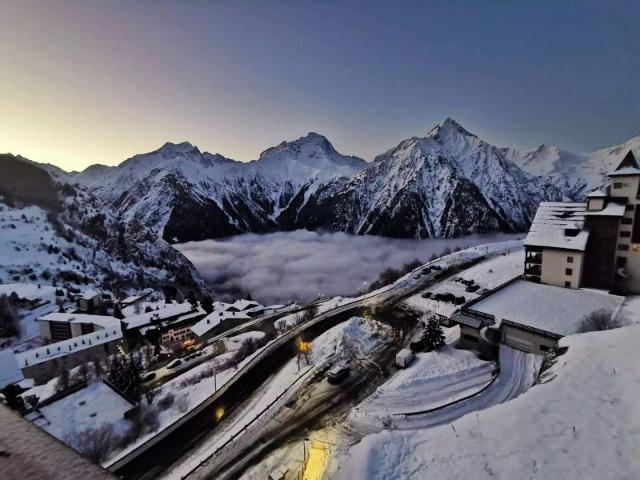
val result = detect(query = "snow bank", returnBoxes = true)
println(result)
[336,325,640,480]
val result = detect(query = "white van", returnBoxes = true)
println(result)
[396,349,415,368]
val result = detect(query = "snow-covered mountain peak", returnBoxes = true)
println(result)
[426,117,478,141]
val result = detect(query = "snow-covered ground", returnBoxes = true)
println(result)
[402,249,523,317]
[334,325,640,480]
[348,327,495,427]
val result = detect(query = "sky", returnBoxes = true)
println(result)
[1,0,639,171]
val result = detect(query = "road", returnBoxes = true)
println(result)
[111,240,521,479]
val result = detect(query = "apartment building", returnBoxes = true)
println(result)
[524,151,640,294]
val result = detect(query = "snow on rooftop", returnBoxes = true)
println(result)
[120,288,154,304]
[585,202,627,217]
[231,299,263,311]
[122,302,194,330]
[15,323,123,368]
[608,166,640,176]
[0,349,24,388]
[35,381,134,441]
[524,202,589,251]
[38,312,120,329]
[586,188,607,197]
[191,310,251,337]
[77,290,100,300]
[470,280,624,336]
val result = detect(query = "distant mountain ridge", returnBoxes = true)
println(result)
[26,119,640,242]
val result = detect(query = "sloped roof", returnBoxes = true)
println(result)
[609,151,640,176]
[38,313,120,329]
[191,310,251,337]
[586,189,607,198]
[524,202,589,251]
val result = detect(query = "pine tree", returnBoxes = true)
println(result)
[422,317,446,351]
[187,291,197,307]
[201,295,214,314]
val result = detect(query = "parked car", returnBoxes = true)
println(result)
[396,349,415,368]
[166,359,182,369]
[327,365,350,384]
[141,372,156,383]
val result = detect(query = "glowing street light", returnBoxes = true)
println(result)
[215,406,224,421]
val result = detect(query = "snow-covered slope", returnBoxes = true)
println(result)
[0,154,206,296]
[294,119,563,237]
[509,136,640,199]
[335,324,640,480]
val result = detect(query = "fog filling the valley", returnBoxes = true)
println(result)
[176,230,522,305]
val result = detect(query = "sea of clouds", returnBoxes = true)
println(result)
[176,230,521,305]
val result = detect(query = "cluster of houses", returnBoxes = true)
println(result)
[453,151,639,357]
[1,289,275,388]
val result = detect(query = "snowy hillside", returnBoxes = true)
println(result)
[0,155,207,300]
[335,324,640,480]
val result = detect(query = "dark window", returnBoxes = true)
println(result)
[617,256,628,267]
[625,204,635,211]
[613,182,623,189]
[540,345,550,352]
[633,208,640,243]
[462,333,479,343]
[620,231,631,238]
[618,244,630,251]
[622,218,633,225]
[564,281,571,288]
[565,268,573,275]
[567,256,574,263]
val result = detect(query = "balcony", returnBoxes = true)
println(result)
[524,265,541,276]
[525,253,542,264]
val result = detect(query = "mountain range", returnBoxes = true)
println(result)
[41,118,640,242]
[3,117,638,295]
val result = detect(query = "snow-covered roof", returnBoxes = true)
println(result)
[524,202,589,251]
[15,323,123,368]
[191,310,251,337]
[38,312,120,329]
[584,202,626,217]
[77,290,100,301]
[469,280,624,337]
[586,189,607,198]
[120,288,154,305]
[34,381,135,441]
[231,299,263,311]
[608,166,640,176]
[0,349,24,388]
[122,303,194,330]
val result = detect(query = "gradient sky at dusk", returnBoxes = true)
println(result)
[1,0,639,171]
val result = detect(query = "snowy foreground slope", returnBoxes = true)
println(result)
[334,325,640,480]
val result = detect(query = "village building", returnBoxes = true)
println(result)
[16,318,123,384]
[159,307,207,345]
[524,151,640,294]
[74,290,111,313]
[191,309,252,340]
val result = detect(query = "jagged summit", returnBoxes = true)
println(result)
[426,117,478,140]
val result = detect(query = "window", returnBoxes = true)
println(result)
[626,204,635,211]
[620,231,631,238]
[617,256,628,267]
[540,345,550,352]
[618,244,630,251]
[622,218,633,225]
[567,256,574,263]
[565,268,573,275]
[564,281,571,288]
[613,182,623,189]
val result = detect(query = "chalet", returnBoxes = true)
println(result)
[75,290,108,313]
[191,309,252,340]
[159,307,207,345]
[525,151,640,294]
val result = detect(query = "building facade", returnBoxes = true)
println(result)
[525,151,640,294]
